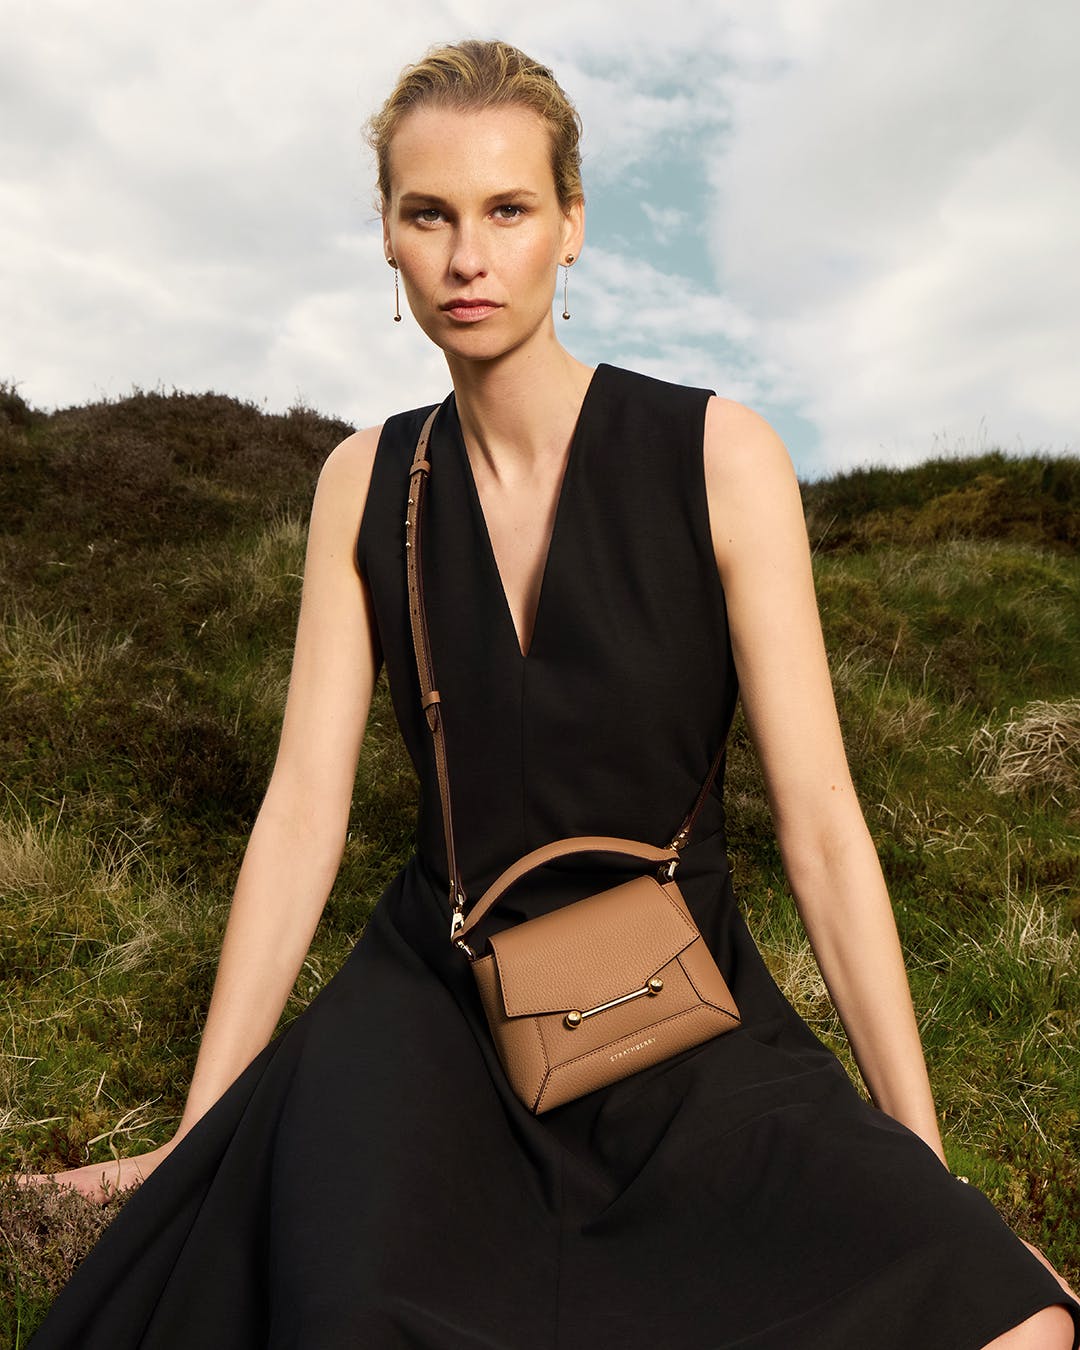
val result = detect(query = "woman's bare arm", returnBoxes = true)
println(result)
[702,397,946,1165]
[25,423,384,1198]
[172,423,385,1139]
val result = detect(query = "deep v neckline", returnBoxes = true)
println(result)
[450,365,604,662]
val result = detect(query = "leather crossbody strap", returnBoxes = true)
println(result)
[405,402,734,949]
[406,406,464,916]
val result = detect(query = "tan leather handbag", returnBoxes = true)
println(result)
[405,406,741,1114]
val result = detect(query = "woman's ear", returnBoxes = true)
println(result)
[561,198,585,264]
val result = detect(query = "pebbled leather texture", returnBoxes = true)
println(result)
[472,873,740,1114]
[489,876,697,1016]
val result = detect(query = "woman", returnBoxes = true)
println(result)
[23,39,1080,1350]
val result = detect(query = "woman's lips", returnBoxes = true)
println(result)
[441,300,501,322]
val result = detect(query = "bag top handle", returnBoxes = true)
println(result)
[454,836,680,947]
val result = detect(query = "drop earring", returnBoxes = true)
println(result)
[562,254,575,320]
[388,256,401,323]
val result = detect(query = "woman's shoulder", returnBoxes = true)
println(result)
[315,401,450,557]
[597,363,802,555]
[703,394,796,487]
[316,423,383,501]
[700,394,803,579]
[317,396,443,489]
[596,364,791,472]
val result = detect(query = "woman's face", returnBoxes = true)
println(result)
[382,103,584,364]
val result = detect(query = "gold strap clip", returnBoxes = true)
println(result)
[449,891,476,958]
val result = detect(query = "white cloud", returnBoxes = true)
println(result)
[707,0,1080,468]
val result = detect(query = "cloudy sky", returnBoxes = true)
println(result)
[2,0,1077,477]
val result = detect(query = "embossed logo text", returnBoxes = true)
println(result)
[609,1036,657,1062]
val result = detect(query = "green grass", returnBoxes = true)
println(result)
[1,382,1077,1341]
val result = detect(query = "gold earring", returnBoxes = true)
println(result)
[562,254,575,321]
[388,256,401,323]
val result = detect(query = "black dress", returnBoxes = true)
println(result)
[29,364,1080,1349]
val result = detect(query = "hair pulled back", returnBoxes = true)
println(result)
[367,39,584,212]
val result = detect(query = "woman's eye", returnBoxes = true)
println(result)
[494,204,525,220]
[415,208,443,224]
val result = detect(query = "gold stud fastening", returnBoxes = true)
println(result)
[564,1010,583,1028]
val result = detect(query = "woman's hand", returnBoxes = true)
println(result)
[17,1140,176,1205]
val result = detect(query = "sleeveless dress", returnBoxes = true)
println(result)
[28,363,1080,1349]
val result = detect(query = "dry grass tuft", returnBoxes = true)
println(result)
[995,886,1080,975]
[0,607,133,693]
[0,810,84,898]
[177,508,306,617]
[970,699,1080,803]
[764,935,834,1028]
[0,813,224,989]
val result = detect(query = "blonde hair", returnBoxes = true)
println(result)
[367,39,584,212]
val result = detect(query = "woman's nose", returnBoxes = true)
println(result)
[448,225,488,282]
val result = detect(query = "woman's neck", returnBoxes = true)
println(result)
[446,338,595,477]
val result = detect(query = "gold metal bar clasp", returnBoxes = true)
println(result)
[564,976,664,1029]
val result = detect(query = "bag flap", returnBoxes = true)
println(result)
[488,875,698,1017]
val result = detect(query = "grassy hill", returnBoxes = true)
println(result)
[1,383,1077,1342]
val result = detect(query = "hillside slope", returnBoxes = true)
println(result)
[2,385,1077,1339]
